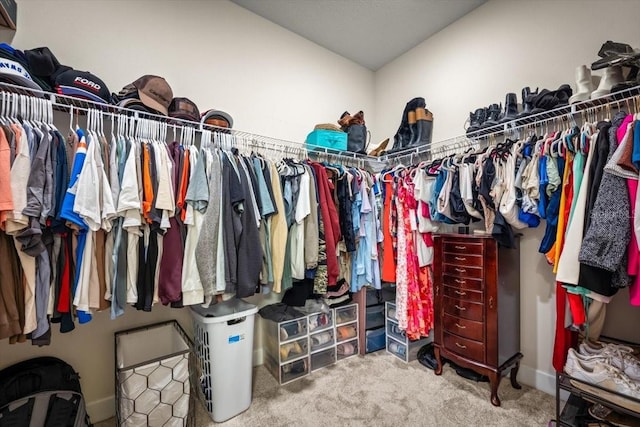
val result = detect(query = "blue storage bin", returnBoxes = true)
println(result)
[365,327,386,353]
[305,129,347,152]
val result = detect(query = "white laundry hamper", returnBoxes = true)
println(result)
[191,299,258,422]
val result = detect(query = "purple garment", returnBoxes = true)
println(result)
[158,141,185,305]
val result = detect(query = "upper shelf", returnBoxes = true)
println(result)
[381,83,640,163]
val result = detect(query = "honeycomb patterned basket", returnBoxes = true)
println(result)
[115,321,195,427]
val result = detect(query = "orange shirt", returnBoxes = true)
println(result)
[142,143,154,224]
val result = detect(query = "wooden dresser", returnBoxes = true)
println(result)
[433,234,522,406]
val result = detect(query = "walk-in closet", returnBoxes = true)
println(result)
[1,1,639,426]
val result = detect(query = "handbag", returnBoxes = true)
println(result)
[338,110,369,154]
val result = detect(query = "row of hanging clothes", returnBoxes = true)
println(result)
[0,92,387,345]
[382,95,640,371]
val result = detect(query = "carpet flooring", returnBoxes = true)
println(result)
[98,351,555,426]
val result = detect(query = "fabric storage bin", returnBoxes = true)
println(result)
[115,321,193,427]
[308,311,333,333]
[305,129,347,152]
[365,327,386,353]
[365,288,381,306]
[365,305,385,329]
[310,348,336,372]
[380,286,396,303]
[337,339,358,360]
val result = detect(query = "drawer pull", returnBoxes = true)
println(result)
[454,304,466,311]
[455,323,466,329]
[455,256,466,261]
[455,245,466,250]
[454,290,466,296]
[455,268,466,273]
[455,342,467,349]
[454,278,466,284]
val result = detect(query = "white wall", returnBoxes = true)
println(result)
[4,0,374,143]
[0,0,374,422]
[374,0,640,393]
[373,0,640,144]
[3,0,640,422]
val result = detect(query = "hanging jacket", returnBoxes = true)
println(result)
[310,161,341,287]
[580,112,630,273]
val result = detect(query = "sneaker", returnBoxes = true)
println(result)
[589,403,640,427]
[565,355,640,413]
[580,341,635,357]
[569,348,640,381]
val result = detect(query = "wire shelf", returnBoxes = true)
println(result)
[382,83,640,165]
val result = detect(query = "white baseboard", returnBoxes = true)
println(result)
[518,364,555,396]
[253,348,263,366]
[87,396,115,424]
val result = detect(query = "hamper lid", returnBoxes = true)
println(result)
[191,298,258,324]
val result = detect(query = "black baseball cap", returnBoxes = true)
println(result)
[55,70,111,104]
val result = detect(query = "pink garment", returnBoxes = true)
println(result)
[399,179,432,340]
[617,117,640,306]
[627,178,640,305]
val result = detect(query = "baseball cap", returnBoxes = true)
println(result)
[169,97,200,122]
[24,46,71,88]
[131,75,173,116]
[0,55,44,91]
[201,109,233,129]
[55,70,111,104]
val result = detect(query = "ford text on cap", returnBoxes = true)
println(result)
[0,57,42,91]
[132,75,173,116]
[55,70,111,104]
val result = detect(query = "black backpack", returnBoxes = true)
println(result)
[0,357,91,427]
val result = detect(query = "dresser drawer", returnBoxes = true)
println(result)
[444,332,485,362]
[443,241,484,256]
[443,253,483,268]
[443,286,483,303]
[443,264,483,280]
[443,296,483,322]
[443,313,484,341]
[442,274,483,292]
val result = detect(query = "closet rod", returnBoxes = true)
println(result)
[0,81,381,166]
[384,83,640,165]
